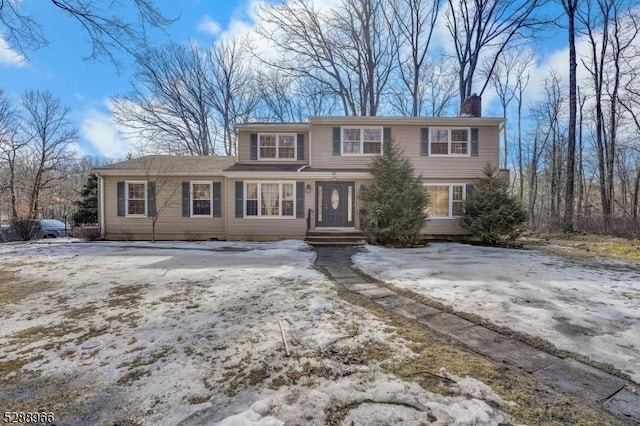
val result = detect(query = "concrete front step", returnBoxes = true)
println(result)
[306,229,367,246]
[306,239,367,246]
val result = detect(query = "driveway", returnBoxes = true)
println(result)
[354,242,640,384]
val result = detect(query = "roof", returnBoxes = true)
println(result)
[234,122,310,132]
[308,116,504,126]
[234,116,504,132]
[93,155,237,176]
[224,163,304,173]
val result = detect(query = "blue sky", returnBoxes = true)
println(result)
[0,0,250,158]
[0,0,571,159]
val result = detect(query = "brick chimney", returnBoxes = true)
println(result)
[460,94,482,117]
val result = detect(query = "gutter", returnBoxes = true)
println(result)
[297,164,308,173]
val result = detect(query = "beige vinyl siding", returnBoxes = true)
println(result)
[237,131,309,164]
[225,178,311,240]
[310,123,499,178]
[102,175,226,240]
[423,219,465,235]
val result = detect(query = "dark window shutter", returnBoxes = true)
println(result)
[420,128,429,156]
[212,182,222,217]
[466,184,475,199]
[296,182,305,218]
[332,127,341,156]
[117,181,125,216]
[250,133,258,160]
[297,134,305,160]
[471,128,479,157]
[182,182,190,217]
[147,181,156,217]
[235,181,244,218]
[383,127,391,153]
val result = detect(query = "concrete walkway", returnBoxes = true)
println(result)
[315,246,640,423]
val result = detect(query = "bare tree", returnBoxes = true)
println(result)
[0,0,173,65]
[388,54,458,116]
[208,39,259,155]
[20,90,77,218]
[112,42,217,156]
[512,54,533,200]
[138,157,179,242]
[256,0,397,116]
[527,72,564,228]
[391,0,441,116]
[561,0,580,233]
[578,0,640,231]
[445,0,547,108]
[0,89,23,218]
[485,50,533,169]
[256,70,340,122]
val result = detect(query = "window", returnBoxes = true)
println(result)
[245,182,295,217]
[425,184,466,218]
[126,182,147,216]
[430,128,469,156]
[342,127,382,155]
[259,134,296,159]
[191,182,212,216]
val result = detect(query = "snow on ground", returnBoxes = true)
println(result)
[0,240,513,425]
[354,242,640,383]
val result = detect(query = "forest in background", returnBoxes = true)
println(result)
[1,0,639,237]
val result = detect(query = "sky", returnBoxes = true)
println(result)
[0,0,572,160]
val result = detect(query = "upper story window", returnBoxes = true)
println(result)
[342,127,382,155]
[126,181,147,216]
[259,134,296,160]
[430,128,470,156]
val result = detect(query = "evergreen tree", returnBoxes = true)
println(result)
[460,164,526,245]
[360,140,429,246]
[72,173,98,226]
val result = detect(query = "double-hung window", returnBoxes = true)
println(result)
[259,134,296,159]
[342,127,382,155]
[191,182,212,216]
[425,184,466,218]
[430,128,470,156]
[245,182,295,217]
[126,182,147,216]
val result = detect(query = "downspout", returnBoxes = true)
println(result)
[98,174,106,238]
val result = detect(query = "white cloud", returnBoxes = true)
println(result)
[197,15,222,37]
[0,35,26,67]
[81,107,132,158]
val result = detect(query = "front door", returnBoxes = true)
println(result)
[316,182,354,227]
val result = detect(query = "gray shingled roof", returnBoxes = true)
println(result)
[94,155,237,174]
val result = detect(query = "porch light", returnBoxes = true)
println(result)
[305,184,311,193]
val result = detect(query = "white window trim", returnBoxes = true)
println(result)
[244,181,296,218]
[125,181,147,217]
[257,133,297,160]
[190,181,213,218]
[424,183,467,219]
[341,126,383,156]
[428,128,471,157]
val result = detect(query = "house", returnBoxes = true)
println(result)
[94,96,504,242]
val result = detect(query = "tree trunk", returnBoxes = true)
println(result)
[563,2,577,233]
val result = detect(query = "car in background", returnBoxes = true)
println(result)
[38,219,68,238]
[1,219,69,241]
